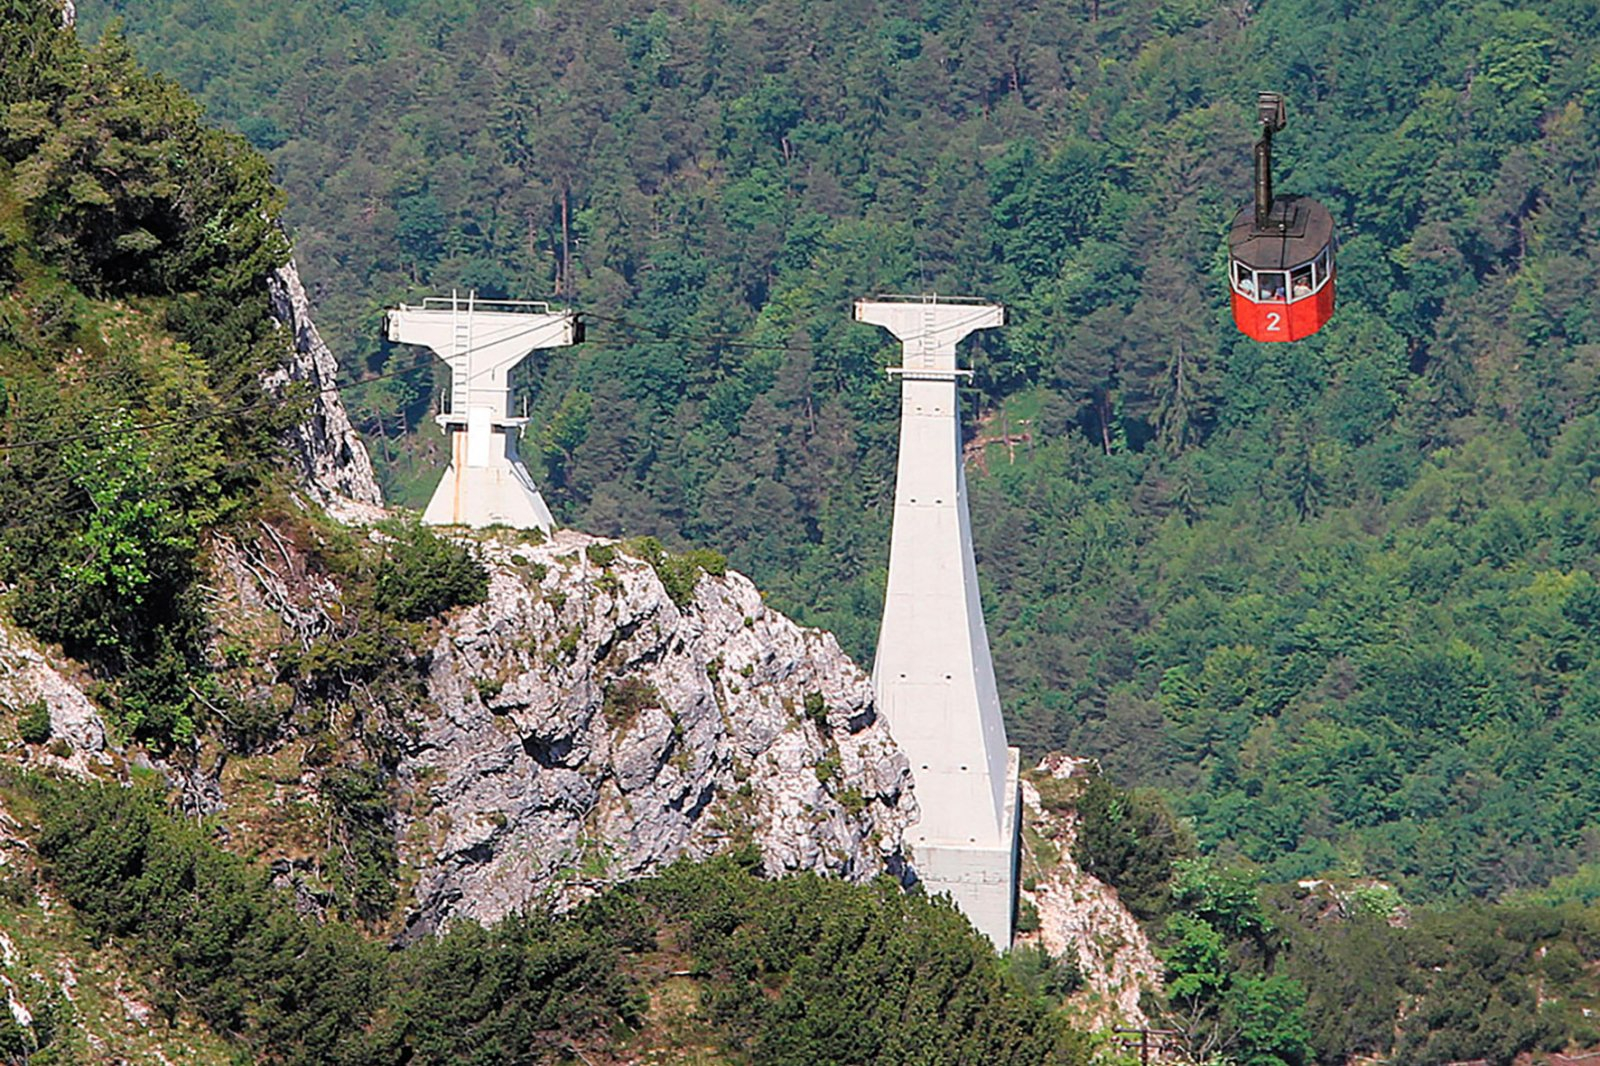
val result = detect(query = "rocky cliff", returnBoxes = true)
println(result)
[1016,755,1163,1030]
[395,531,914,933]
[7,522,916,939]
[184,519,918,935]
[0,621,108,778]
[263,259,384,519]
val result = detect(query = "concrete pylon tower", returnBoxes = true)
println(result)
[385,292,581,531]
[854,294,1020,950]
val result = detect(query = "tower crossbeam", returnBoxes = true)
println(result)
[385,291,580,531]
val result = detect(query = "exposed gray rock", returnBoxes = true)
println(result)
[264,260,384,520]
[1016,760,1162,1030]
[0,617,109,769]
[397,531,915,933]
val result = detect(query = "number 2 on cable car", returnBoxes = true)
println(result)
[1266,312,1282,332]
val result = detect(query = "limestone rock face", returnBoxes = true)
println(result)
[1016,757,1162,1030]
[5,515,916,941]
[264,260,384,520]
[397,532,915,934]
[0,618,111,777]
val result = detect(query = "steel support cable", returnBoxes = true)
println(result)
[0,304,999,456]
[0,353,438,455]
[578,304,1003,355]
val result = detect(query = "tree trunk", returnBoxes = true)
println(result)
[558,187,571,296]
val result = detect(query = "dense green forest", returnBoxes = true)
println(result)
[17,0,1600,1060]
[75,0,1600,906]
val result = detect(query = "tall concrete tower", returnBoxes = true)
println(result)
[855,295,1020,950]
[385,292,581,531]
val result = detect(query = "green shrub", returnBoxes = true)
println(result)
[803,691,828,729]
[113,633,200,750]
[372,521,487,622]
[552,625,582,663]
[1071,774,1194,921]
[603,677,660,732]
[1003,942,1081,1003]
[218,693,289,753]
[17,700,50,744]
[288,623,404,685]
[625,536,728,609]
[323,764,398,923]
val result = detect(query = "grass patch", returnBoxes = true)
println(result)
[624,537,727,609]
[603,677,661,733]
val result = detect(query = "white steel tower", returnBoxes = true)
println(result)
[385,292,581,531]
[855,294,1020,950]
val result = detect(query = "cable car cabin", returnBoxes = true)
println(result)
[1226,91,1336,343]
[1227,195,1334,343]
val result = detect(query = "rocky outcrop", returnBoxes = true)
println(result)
[6,513,916,943]
[397,531,915,934]
[265,260,384,520]
[1016,757,1162,1030]
[0,617,111,777]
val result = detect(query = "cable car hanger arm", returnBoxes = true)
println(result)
[1255,91,1286,231]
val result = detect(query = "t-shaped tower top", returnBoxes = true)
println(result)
[854,295,1005,375]
[854,294,1019,950]
[385,292,581,531]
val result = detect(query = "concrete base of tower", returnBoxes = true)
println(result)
[422,458,555,531]
[908,746,1021,950]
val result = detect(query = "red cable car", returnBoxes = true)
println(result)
[1228,93,1335,342]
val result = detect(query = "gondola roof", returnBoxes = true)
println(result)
[1228,194,1333,271]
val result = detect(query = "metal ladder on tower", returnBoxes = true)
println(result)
[448,292,472,418]
[918,298,939,370]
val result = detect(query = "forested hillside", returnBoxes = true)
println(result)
[0,0,297,747]
[0,9,1093,1061]
[78,0,1600,906]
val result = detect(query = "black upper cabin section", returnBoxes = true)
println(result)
[1228,194,1334,272]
